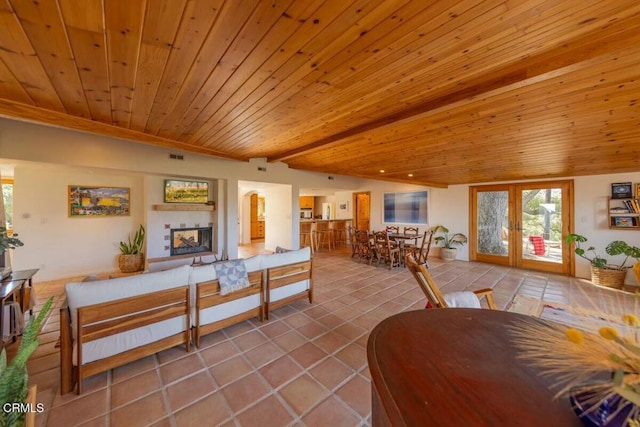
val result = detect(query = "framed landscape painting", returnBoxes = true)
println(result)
[164,179,209,203]
[68,186,130,217]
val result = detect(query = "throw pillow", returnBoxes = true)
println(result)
[213,259,251,295]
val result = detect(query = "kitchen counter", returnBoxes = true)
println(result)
[300,218,352,222]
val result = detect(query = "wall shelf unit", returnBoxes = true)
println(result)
[152,204,215,211]
[608,197,640,230]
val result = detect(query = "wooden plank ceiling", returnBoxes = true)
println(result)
[0,0,639,187]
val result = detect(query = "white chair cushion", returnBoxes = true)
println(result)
[443,291,481,308]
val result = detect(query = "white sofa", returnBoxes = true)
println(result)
[60,247,312,394]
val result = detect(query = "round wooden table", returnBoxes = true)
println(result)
[367,309,582,426]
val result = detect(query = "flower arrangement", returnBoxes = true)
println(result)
[510,314,640,425]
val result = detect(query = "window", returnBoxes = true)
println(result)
[1,179,13,231]
[383,190,428,224]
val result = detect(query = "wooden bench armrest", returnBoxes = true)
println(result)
[59,302,75,394]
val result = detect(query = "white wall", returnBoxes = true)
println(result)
[13,165,144,279]
[573,173,640,283]
[264,184,293,251]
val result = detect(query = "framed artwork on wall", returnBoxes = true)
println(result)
[383,190,428,224]
[164,179,209,203]
[636,183,640,198]
[611,182,632,199]
[614,216,636,227]
[68,185,130,217]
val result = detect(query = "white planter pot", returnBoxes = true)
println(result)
[440,248,457,262]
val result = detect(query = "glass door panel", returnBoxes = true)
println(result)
[477,191,509,257]
[517,183,571,274]
[471,185,513,266]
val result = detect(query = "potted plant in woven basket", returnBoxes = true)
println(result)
[433,225,468,262]
[565,233,640,289]
[118,224,145,273]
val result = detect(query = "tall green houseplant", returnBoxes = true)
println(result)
[0,296,53,427]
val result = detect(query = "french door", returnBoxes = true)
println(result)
[469,180,573,274]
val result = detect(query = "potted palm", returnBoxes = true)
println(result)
[118,224,145,273]
[433,225,468,262]
[565,233,640,289]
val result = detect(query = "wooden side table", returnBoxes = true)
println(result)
[0,278,26,350]
[5,269,39,315]
[0,269,39,349]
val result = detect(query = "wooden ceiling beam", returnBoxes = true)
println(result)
[269,15,640,163]
[0,98,243,161]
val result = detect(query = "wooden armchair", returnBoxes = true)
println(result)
[405,254,497,309]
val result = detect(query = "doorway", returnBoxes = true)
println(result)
[469,180,573,274]
[352,192,371,231]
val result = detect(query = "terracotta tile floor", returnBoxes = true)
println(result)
[12,244,638,426]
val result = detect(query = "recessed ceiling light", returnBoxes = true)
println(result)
[379,170,385,173]
[408,173,414,177]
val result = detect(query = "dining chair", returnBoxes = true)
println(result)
[410,229,434,266]
[373,231,401,269]
[405,253,497,309]
[385,226,400,235]
[403,226,420,246]
[348,226,358,257]
[354,230,375,264]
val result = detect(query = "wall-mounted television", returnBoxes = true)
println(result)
[164,179,209,204]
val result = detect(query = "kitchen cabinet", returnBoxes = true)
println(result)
[300,196,314,209]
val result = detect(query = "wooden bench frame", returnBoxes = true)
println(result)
[195,270,264,347]
[265,260,313,319]
[60,286,191,395]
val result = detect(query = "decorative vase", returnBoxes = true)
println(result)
[590,266,626,290]
[118,253,144,273]
[570,389,635,427]
[440,248,457,262]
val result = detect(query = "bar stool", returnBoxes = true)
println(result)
[315,221,333,251]
[300,222,315,253]
[330,220,347,247]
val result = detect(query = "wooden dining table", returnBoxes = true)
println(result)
[367,308,582,426]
